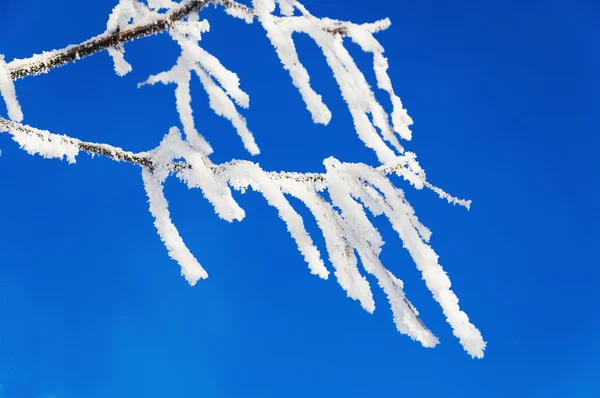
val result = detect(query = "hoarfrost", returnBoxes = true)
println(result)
[0,0,486,357]
[0,55,23,122]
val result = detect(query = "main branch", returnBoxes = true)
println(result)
[0,116,471,208]
[6,0,389,81]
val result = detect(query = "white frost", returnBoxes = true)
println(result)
[10,124,79,163]
[325,158,486,357]
[195,67,259,155]
[253,0,332,125]
[107,46,133,76]
[147,0,178,11]
[140,18,259,156]
[225,160,329,279]
[0,55,23,122]
[140,56,215,155]
[105,0,156,76]
[279,179,375,312]
[142,167,208,285]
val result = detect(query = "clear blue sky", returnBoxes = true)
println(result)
[0,0,598,397]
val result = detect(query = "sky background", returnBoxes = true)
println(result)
[0,0,599,397]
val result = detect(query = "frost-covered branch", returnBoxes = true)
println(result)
[5,0,389,81]
[0,117,151,165]
[0,117,470,209]
[8,0,206,79]
[0,0,486,358]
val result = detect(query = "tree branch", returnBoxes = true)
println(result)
[0,117,470,208]
[0,116,153,166]
[7,0,212,80]
[6,0,390,81]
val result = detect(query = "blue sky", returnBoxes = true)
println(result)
[0,0,599,397]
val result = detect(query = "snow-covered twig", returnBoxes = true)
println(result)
[8,0,210,79]
[6,0,389,81]
[0,117,469,208]
[0,117,151,166]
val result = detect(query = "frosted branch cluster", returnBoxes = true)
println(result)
[0,0,485,357]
